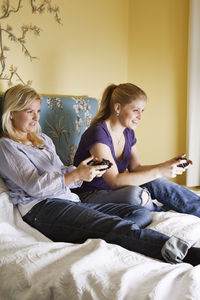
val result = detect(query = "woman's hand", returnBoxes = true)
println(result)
[76,156,107,182]
[158,155,187,178]
[64,156,108,186]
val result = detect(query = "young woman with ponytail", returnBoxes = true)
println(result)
[74,83,200,218]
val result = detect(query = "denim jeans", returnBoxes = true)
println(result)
[141,178,200,217]
[78,178,200,217]
[22,198,193,264]
[78,186,163,211]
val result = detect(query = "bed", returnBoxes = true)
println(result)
[1,95,200,299]
[0,177,200,300]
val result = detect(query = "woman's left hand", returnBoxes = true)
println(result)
[77,156,108,182]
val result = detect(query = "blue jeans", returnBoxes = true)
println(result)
[78,178,200,217]
[22,198,195,264]
[141,178,200,217]
[78,186,162,211]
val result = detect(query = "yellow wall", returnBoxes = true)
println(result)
[0,0,129,99]
[128,0,189,184]
[0,0,189,184]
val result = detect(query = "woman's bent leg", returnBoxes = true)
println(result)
[79,186,160,211]
[22,198,197,265]
[141,178,200,217]
[81,202,152,228]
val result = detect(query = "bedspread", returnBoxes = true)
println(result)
[0,178,200,300]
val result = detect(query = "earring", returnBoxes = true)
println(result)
[116,112,119,117]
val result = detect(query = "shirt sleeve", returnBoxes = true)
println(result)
[0,138,66,198]
[129,129,137,147]
[42,134,83,189]
[74,123,112,167]
[61,165,83,188]
[83,124,112,152]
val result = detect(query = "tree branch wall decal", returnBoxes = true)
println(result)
[0,0,61,86]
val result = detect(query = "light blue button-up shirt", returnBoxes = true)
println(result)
[0,133,81,215]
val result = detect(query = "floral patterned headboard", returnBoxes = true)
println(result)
[40,96,98,165]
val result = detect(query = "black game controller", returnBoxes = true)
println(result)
[177,158,192,168]
[87,158,112,171]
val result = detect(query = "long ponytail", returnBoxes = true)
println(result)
[91,84,116,126]
[91,83,147,126]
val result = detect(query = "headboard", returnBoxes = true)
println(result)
[0,94,98,165]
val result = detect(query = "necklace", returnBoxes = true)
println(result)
[107,123,124,145]
[113,133,124,145]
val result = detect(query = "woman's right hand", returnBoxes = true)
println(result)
[158,155,186,178]
[76,156,107,182]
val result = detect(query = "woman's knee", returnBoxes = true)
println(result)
[132,206,152,228]
[121,186,142,205]
[123,186,153,209]
[141,190,150,206]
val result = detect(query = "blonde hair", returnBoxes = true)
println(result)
[91,83,147,125]
[1,84,44,147]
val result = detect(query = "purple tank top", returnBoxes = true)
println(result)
[73,121,137,192]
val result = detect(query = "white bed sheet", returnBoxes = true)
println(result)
[0,177,200,300]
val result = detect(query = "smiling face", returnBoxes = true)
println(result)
[10,98,41,138]
[116,98,146,130]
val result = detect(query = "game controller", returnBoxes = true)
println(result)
[87,158,112,171]
[177,157,192,168]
